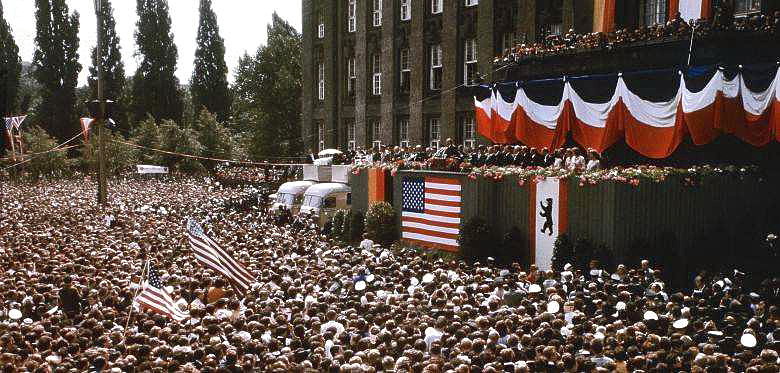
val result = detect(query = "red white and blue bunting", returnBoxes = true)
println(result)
[474,66,780,158]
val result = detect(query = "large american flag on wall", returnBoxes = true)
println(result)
[401,176,461,251]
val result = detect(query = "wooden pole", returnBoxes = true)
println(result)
[95,0,108,206]
[7,129,15,161]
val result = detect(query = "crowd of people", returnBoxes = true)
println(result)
[495,10,779,65]
[344,139,604,173]
[0,176,778,372]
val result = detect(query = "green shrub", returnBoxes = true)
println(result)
[365,202,397,246]
[502,226,528,266]
[340,209,352,241]
[458,217,497,262]
[551,234,575,272]
[331,210,345,238]
[349,210,365,242]
[21,126,76,179]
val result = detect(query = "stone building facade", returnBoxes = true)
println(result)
[301,0,777,152]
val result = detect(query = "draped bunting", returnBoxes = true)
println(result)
[80,118,94,141]
[474,66,780,159]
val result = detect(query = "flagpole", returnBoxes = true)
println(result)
[125,259,149,330]
[686,22,696,67]
[94,0,108,206]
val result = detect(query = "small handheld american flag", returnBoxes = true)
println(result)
[134,264,189,321]
[186,218,255,296]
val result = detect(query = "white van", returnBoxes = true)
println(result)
[272,180,317,215]
[298,183,352,225]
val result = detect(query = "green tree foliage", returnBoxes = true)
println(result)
[365,202,397,246]
[0,2,21,117]
[21,125,74,178]
[32,0,81,141]
[0,2,21,155]
[230,13,302,158]
[158,120,203,173]
[551,234,575,272]
[88,0,127,134]
[131,0,182,123]
[78,129,137,175]
[195,108,233,168]
[190,0,230,122]
[458,217,497,262]
[129,115,161,164]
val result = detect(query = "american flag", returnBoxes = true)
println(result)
[401,176,461,251]
[186,219,255,295]
[134,264,188,321]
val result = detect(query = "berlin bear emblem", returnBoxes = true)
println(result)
[539,197,554,236]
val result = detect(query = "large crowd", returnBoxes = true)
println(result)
[495,10,779,65]
[0,176,778,372]
[343,139,604,173]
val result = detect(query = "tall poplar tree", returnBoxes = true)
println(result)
[190,0,230,122]
[251,13,302,157]
[32,0,81,141]
[131,0,182,123]
[88,0,125,130]
[0,1,21,118]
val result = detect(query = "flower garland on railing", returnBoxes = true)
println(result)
[352,161,762,187]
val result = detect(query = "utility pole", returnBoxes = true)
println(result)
[95,0,107,206]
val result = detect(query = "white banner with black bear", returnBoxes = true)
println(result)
[530,177,568,271]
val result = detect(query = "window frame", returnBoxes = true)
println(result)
[399,119,409,148]
[429,117,440,148]
[464,0,479,7]
[373,0,382,27]
[347,121,356,150]
[372,54,382,96]
[430,44,442,91]
[464,39,478,86]
[318,63,325,101]
[431,0,442,15]
[735,0,762,16]
[400,48,411,90]
[643,0,667,26]
[373,120,382,142]
[347,57,356,95]
[462,114,475,148]
[400,0,411,21]
[318,123,325,151]
[347,0,356,32]
[318,11,325,39]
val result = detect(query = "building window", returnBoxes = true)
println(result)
[318,123,325,151]
[372,54,382,96]
[429,118,440,148]
[373,0,382,27]
[372,120,382,149]
[644,0,667,25]
[462,114,475,148]
[400,48,410,91]
[735,0,762,16]
[502,32,516,54]
[318,12,325,38]
[347,121,355,150]
[431,0,442,14]
[464,39,478,86]
[430,44,442,91]
[400,0,411,21]
[347,57,356,96]
[318,63,325,101]
[347,0,356,32]
[399,119,409,148]
[537,0,563,40]
[465,0,478,6]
